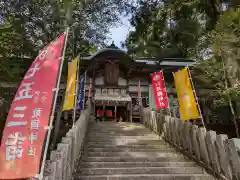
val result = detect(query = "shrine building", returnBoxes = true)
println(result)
[77,47,194,122]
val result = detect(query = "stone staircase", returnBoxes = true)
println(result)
[74,122,216,180]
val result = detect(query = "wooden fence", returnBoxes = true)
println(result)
[141,108,240,180]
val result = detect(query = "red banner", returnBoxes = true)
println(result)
[151,71,169,110]
[0,33,66,179]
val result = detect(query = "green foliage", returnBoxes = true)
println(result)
[192,8,240,106]
[126,0,240,114]
[193,57,225,90]
[210,8,240,89]
[213,97,229,108]
[125,0,240,58]
[0,0,135,80]
[125,0,206,58]
[0,0,135,113]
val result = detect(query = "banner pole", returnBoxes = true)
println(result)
[162,70,172,117]
[186,67,206,129]
[38,27,70,180]
[72,55,80,126]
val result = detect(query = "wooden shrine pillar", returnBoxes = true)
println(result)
[115,105,117,118]
[92,65,96,116]
[129,101,132,122]
[201,97,210,125]
[64,111,68,120]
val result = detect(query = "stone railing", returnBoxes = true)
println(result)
[141,108,240,180]
[41,106,92,180]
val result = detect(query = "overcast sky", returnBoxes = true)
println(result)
[106,16,133,49]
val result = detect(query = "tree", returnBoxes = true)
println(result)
[0,0,134,49]
[125,0,240,59]
[125,0,240,136]
[0,0,136,136]
[0,0,136,79]
[125,0,206,58]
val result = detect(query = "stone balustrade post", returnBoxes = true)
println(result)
[41,107,91,180]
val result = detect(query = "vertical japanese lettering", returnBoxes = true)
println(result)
[34,91,41,103]
[32,108,42,118]
[7,122,27,127]
[157,90,163,97]
[41,92,48,104]
[14,83,34,101]
[7,106,28,127]
[5,132,26,161]
[28,147,36,156]
[38,49,49,60]
[24,63,40,79]
[156,86,161,92]
[29,133,38,144]
[13,106,27,118]
[30,120,40,130]
[160,102,165,107]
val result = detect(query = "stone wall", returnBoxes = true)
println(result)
[39,106,92,180]
[141,108,240,180]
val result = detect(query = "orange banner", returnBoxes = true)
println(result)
[173,68,200,120]
[62,58,78,111]
[0,32,66,179]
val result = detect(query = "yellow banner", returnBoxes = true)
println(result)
[62,58,78,111]
[173,68,200,120]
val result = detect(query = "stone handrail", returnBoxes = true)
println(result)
[41,106,92,180]
[141,108,240,180]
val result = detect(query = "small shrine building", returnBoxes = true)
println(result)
[78,47,194,122]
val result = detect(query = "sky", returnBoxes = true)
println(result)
[0,13,132,49]
[106,16,134,49]
[0,15,3,24]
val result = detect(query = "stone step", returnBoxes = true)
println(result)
[87,140,167,145]
[89,131,152,134]
[93,124,144,126]
[87,138,161,142]
[80,161,197,168]
[86,151,181,158]
[92,125,146,128]
[75,174,215,180]
[87,144,170,149]
[89,133,157,136]
[91,128,147,131]
[90,126,151,132]
[87,142,167,147]
[92,122,144,126]
[83,156,188,162]
[87,140,164,144]
[77,167,205,175]
[88,135,160,140]
[86,147,175,152]
[89,132,156,136]
[90,128,151,131]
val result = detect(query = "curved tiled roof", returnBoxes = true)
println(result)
[81,48,132,60]
[79,48,196,67]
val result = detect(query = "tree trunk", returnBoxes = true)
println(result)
[221,50,240,137]
[205,0,221,30]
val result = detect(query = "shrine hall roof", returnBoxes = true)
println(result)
[80,48,195,67]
